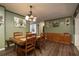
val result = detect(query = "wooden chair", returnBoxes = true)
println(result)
[6,32,23,48]
[26,32,36,38]
[14,32,23,38]
[37,33,46,53]
[17,36,36,56]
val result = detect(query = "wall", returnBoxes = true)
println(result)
[0,6,29,49]
[0,6,5,49]
[44,17,74,43]
[5,11,29,40]
[36,22,45,35]
[75,13,79,50]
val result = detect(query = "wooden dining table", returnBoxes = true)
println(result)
[9,35,41,46]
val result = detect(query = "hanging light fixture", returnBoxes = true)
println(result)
[25,5,37,22]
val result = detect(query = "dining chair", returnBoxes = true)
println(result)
[14,32,23,38]
[6,32,23,48]
[26,32,36,37]
[37,33,46,53]
[17,36,36,56]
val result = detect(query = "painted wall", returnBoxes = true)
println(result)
[5,11,29,41]
[44,17,74,43]
[0,6,5,49]
[36,22,45,35]
[0,6,29,49]
[75,13,79,50]
[38,22,44,35]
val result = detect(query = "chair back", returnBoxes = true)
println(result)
[24,36,36,53]
[14,32,23,38]
[26,32,36,38]
[40,33,45,41]
[26,36,36,46]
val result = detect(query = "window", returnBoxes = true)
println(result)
[30,24,36,33]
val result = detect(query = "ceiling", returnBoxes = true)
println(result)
[0,3,78,22]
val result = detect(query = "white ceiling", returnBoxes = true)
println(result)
[0,3,78,22]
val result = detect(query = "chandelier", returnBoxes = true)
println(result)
[25,5,37,22]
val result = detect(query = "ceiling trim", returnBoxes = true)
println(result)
[0,4,25,17]
[44,16,72,22]
[0,4,6,8]
[73,4,79,17]
[6,10,25,17]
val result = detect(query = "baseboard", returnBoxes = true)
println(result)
[75,45,79,51]
[0,48,5,51]
[5,43,15,48]
[10,44,15,46]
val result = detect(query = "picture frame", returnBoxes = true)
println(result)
[65,18,70,26]
[52,20,59,27]
[0,16,4,26]
[14,17,26,27]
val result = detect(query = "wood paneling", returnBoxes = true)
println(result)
[45,33,71,45]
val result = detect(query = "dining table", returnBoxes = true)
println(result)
[9,35,41,46]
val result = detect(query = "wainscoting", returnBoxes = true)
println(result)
[45,33,72,45]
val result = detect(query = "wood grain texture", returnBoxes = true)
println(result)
[0,40,79,56]
[45,33,71,44]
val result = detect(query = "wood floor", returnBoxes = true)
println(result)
[0,40,79,56]
[40,41,79,56]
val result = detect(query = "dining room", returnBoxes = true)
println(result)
[0,3,79,56]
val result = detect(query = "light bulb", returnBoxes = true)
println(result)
[29,19,32,21]
[33,17,37,22]
[25,16,29,20]
[30,15,33,18]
